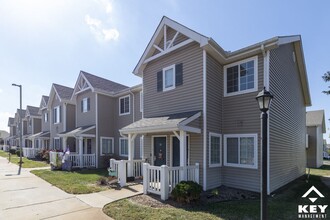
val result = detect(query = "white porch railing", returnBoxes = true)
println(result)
[2,145,9,152]
[49,151,96,168]
[22,147,39,158]
[109,159,144,187]
[143,163,200,200]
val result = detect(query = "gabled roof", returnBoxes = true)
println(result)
[120,111,201,134]
[306,110,326,133]
[26,105,41,117]
[47,83,74,109]
[133,16,311,106]
[39,95,49,113]
[71,71,129,98]
[8,117,15,126]
[17,109,26,119]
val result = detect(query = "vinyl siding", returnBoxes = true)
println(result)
[269,43,306,192]
[41,109,50,132]
[307,126,317,168]
[33,118,42,134]
[144,42,203,118]
[66,104,76,131]
[76,90,96,127]
[221,54,264,192]
[50,94,63,141]
[206,53,223,189]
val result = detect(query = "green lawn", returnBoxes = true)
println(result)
[0,150,48,168]
[103,165,330,220]
[31,169,109,194]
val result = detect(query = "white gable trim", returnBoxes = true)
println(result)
[71,72,94,100]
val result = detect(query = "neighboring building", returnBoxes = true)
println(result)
[33,95,51,149]
[118,16,311,199]
[7,117,17,146]
[47,84,75,151]
[59,71,142,168]
[15,109,27,147]
[25,105,42,148]
[0,130,9,145]
[306,110,326,167]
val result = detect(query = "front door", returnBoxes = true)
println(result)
[154,137,166,166]
[172,136,189,167]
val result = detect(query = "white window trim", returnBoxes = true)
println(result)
[82,97,88,113]
[224,133,258,169]
[44,112,48,123]
[119,137,128,157]
[140,91,143,113]
[100,136,114,156]
[54,137,60,150]
[209,132,222,168]
[119,95,130,116]
[163,64,176,92]
[54,106,60,124]
[224,56,258,97]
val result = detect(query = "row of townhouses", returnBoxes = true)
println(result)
[5,16,312,200]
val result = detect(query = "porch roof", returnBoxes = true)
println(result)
[28,131,50,139]
[58,125,96,137]
[120,111,201,135]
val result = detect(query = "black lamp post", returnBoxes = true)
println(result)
[256,87,273,220]
[12,83,23,175]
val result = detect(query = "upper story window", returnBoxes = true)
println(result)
[157,63,183,92]
[119,95,130,116]
[81,97,90,113]
[163,65,175,91]
[224,134,258,169]
[224,56,258,97]
[140,91,143,113]
[53,106,60,124]
[44,112,48,123]
[119,138,128,156]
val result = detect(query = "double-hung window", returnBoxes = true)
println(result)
[100,137,114,155]
[119,138,128,156]
[53,106,60,124]
[209,133,222,167]
[119,95,130,115]
[81,97,90,113]
[163,65,175,91]
[224,134,258,169]
[224,56,258,96]
[54,138,61,150]
[44,112,48,122]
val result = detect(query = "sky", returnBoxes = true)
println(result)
[0,0,329,141]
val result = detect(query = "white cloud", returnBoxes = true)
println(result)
[0,89,3,93]
[85,14,119,42]
[98,0,113,14]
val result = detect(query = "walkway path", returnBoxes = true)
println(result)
[0,156,143,220]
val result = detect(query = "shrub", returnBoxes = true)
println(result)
[9,148,16,154]
[98,177,108,186]
[171,181,202,203]
[15,149,22,157]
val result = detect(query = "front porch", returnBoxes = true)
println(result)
[114,111,202,200]
[49,151,96,168]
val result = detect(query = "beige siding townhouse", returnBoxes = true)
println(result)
[116,16,311,200]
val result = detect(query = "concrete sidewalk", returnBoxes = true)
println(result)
[0,156,143,220]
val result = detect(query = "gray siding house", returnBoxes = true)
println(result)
[25,106,42,148]
[118,16,311,198]
[62,71,142,168]
[306,110,326,168]
[14,109,27,148]
[47,83,76,151]
[35,95,51,149]
[7,117,17,146]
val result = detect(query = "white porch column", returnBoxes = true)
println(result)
[31,138,35,148]
[127,133,136,177]
[180,130,187,181]
[78,137,83,168]
[62,137,67,151]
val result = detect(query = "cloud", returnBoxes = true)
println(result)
[0,89,3,93]
[85,14,119,42]
[85,0,119,42]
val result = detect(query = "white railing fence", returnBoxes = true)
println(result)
[2,145,9,152]
[22,147,40,158]
[49,151,96,168]
[143,163,199,200]
[109,159,145,187]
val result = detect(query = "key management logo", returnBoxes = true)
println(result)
[298,186,328,219]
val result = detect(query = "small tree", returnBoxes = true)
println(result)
[322,71,330,95]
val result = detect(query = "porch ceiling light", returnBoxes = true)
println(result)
[256,87,273,112]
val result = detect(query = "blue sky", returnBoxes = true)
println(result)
[0,0,329,141]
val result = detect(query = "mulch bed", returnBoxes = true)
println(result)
[129,185,259,209]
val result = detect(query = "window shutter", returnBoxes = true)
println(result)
[87,98,90,111]
[175,63,183,86]
[81,100,83,112]
[157,71,163,92]
[59,106,62,123]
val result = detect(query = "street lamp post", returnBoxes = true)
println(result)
[12,83,23,175]
[256,87,273,220]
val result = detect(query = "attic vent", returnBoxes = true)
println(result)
[292,51,296,63]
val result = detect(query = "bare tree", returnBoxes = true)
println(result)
[322,71,330,95]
